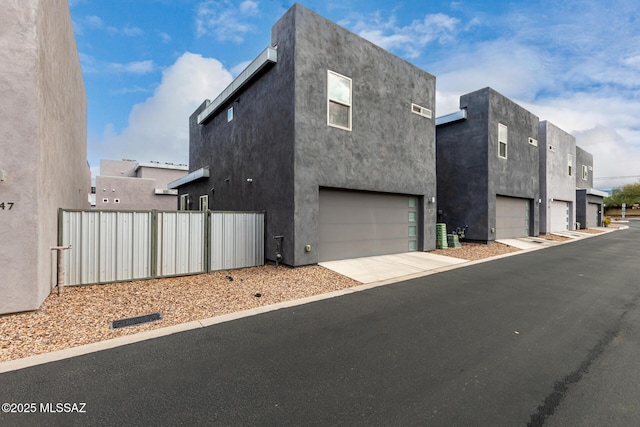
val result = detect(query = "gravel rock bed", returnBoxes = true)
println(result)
[0,233,598,363]
[0,265,359,363]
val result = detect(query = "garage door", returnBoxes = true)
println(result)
[496,196,529,239]
[587,203,599,228]
[318,189,418,262]
[550,201,570,232]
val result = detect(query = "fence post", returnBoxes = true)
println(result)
[151,210,158,279]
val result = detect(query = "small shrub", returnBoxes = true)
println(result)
[603,217,612,227]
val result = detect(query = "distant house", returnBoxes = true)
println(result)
[0,0,90,314]
[436,87,540,242]
[171,4,437,265]
[538,121,577,233]
[575,147,606,228]
[95,159,187,210]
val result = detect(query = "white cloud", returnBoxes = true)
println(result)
[195,0,259,42]
[89,53,234,168]
[80,55,155,75]
[159,32,171,44]
[120,26,144,37]
[109,60,155,74]
[347,11,459,59]
[239,1,259,16]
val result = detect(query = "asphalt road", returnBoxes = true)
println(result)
[1,222,639,426]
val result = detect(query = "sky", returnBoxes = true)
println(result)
[68,0,640,190]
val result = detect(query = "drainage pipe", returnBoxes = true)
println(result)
[51,245,71,295]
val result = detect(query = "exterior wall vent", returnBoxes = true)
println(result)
[549,145,556,152]
[528,137,538,146]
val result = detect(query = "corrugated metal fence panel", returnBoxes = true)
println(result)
[62,210,262,285]
[210,212,264,271]
[156,211,206,277]
[61,210,154,285]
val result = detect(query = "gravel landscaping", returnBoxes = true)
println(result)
[0,230,605,363]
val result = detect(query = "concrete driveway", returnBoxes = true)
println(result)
[319,252,467,284]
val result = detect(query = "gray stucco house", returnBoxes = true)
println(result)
[173,4,437,265]
[538,121,577,233]
[575,147,606,228]
[0,0,90,314]
[436,87,540,242]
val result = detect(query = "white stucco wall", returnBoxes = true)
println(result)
[0,0,89,314]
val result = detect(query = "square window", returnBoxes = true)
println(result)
[408,240,417,251]
[408,226,417,237]
[327,70,352,130]
[409,212,417,222]
[328,101,350,128]
[409,197,417,208]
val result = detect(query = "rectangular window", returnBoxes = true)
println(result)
[408,197,417,208]
[327,70,352,130]
[227,107,234,122]
[498,124,508,159]
[409,212,417,222]
[411,103,432,119]
[582,165,588,180]
[199,195,209,211]
[568,154,573,176]
[408,226,417,237]
[180,194,189,211]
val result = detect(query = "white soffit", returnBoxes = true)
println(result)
[197,46,278,124]
[435,109,468,126]
[167,167,209,189]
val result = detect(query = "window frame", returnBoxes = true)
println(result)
[498,123,508,159]
[199,195,209,211]
[568,154,573,176]
[327,70,352,131]
[180,194,189,211]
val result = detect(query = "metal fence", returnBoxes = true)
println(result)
[59,209,264,286]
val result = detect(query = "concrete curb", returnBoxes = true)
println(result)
[0,227,626,374]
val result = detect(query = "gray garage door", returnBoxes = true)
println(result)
[587,203,599,228]
[496,196,529,239]
[318,189,418,262]
[550,200,569,232]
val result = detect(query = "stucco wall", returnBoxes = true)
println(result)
[575,146,594,189]
[136,166,187,189]
[0,0,88,314]
[95,176,178,210]
[182,4,437,266]
[539,121,576,233]
[289,5,437,265]
[436,88,539,242]
[100,159,138,177]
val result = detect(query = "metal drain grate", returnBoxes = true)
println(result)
[110,313,163,329]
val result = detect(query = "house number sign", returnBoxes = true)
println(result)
[0,202,14,210]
